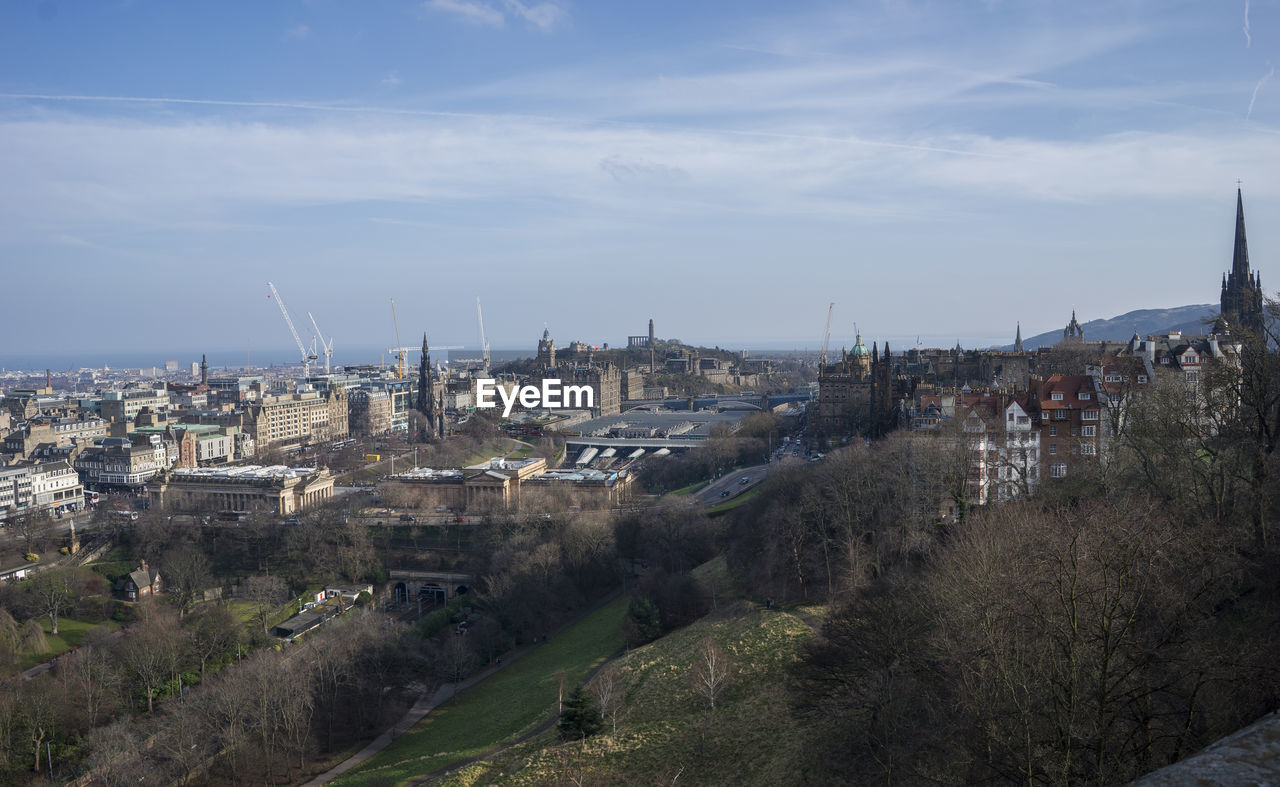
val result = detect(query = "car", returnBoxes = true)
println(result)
[399,514,416,523]
[720,490,731,497]
[283,516,300,526]
[739,477,751,485]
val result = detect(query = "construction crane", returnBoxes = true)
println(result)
[819,302,835,367]
[267,282,317,377]
[476,296,491,373]
[307,311,334,375]
[391,298,405,379]
[388,301,461,378]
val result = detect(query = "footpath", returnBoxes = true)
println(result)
[304,590,623,786]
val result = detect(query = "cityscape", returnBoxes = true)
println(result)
[2,2,1280,785]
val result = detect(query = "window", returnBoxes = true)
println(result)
[1051,392,1064,401]
[1079,392,1091,400]
[1051,462,1067,478]
[1082,409,1099,421]
[1081,443,1097,455]
[1071,427,1079,437]
[1082,425,1096,437]
[1050,426,1057,436]
[1049,444,1057,455]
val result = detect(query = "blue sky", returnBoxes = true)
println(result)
[2,0,1278,361]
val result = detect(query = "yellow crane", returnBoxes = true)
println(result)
[388,300,460,378]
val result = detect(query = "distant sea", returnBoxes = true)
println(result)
[2,333,1018,374]
[0,347,535,374]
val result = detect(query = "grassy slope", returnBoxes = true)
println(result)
[19,617,119,670]
[446,599,819,786]
[705,487,761,514]
[335,594,628,786]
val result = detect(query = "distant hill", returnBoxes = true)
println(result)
[1002,304,1217,351]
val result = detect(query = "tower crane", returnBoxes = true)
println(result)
[391,298,404,379]
[819,302,835,367]
[388,300,461,378]
[307,311,334,375]
[267,282,317,377]
[476,296,491,373]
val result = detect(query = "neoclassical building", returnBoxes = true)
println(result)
[148,464,335,515]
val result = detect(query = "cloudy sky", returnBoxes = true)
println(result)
[2,0,1277,361]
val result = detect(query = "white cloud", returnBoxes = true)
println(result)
[502,0,565,32]
[284,23,311,40]
[382,70,403,88]
[424,0,505,28]
[423,0,565,31]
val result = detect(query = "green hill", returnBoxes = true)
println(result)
[443,598,820,785]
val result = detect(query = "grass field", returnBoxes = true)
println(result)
[666,480,710,498]
[446,600,820,786]
[705,487,761,514]
[19,617,119,670]
[334,595,628,786]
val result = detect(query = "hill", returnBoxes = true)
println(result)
[438,562,820,785]
[1002,304,1216,351]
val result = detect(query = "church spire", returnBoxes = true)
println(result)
[1014,322,1023,353]
[1233,187,1251,279]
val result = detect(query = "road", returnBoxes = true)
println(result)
[692,459,794,506]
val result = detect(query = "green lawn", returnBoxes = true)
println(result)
[335,594,628,785]
[225,599,298,633]
[667,479,710,497]
[706,487,761,514]
[18,617,119,670]
[505,443,534,461]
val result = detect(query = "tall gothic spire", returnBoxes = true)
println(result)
[1014,322,1024,353]
[1233,187,1251,279]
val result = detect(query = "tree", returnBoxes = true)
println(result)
[241,574,289,634]
[116,613,183,713]
[27,571,75,636]
[11,510,52,557]
[186,606,241,677]
[557,686,602,742]
[56,642,122,729]
[163,546,212,618]
[691,638,733,711]
[591,664,624,736]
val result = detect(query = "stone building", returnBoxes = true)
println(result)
[243,388,348,451]
[349,388,394,436]
[149,464,336,515]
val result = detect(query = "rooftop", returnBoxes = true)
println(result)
[170,464,321,480]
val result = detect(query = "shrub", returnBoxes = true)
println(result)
[23,553,38,563]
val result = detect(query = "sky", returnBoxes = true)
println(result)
[2,0,1278,364]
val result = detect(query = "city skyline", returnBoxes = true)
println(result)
[2,1,1277,354]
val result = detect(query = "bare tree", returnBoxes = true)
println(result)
[591,664,624,736]
[28,570,75,635]
[187,605,241,677]
[11,510,52,556]
[163,545,212,618]
[241,574,289,634]
[56,643,122,728]
[691,638,733,711]
[116,613,183,713]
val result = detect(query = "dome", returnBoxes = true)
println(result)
[849,332,870,357]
